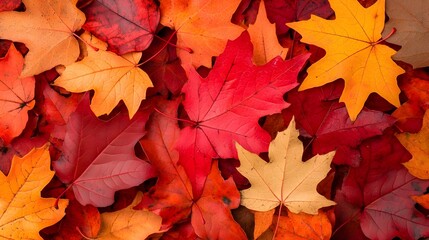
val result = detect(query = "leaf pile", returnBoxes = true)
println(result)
[0,0,428,239]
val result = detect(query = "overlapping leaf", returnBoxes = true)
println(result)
[83,0,160,55]
[53,95,156,207]
[0,144,68,240]
[287,0,405,120]
[177,31,309,197]
[0,43,35,144]
[236,118,335,214]
[0,0,85,77]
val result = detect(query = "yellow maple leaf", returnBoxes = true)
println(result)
[236,118,335,215]
[248,1,288,65]
[0,144,68,240]
[96,192,162,240]
[396,110,429,179]
[287,0,405,120]
[160,0,244,68]
[53,46,153,119]
[0,0,85,77]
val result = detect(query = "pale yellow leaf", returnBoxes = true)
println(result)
[236,118,335,214]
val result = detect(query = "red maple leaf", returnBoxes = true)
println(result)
[333,133,429,240]
[53,94,156,207]
[82,0,160,54]
[176,31,309,196]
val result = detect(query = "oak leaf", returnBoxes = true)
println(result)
[83,0,160,55]
[177,32,308,197]
[0,144,68,240]
[0,0,85,77]
[160,0,244,68]
[287,0,405,120]
[383,0,429,68]
[53,43,153,118]
[97,192,162,240]
[0,43,35,144]
[53,95,156,207]
[236,118,336,214]
[247,0,288,65]
[396,110,429,179]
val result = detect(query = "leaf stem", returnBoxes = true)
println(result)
[374,28,396,45]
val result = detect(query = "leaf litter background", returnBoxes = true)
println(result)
[0,0,428,239]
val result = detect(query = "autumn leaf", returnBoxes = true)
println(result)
[53,39,153,118]
[138,99,246,239]
[0,0,85,77]
[287,0,405,120]
[236,118,336,214]
[177,32,309,197]
[383,0,428,68]
[0,144,68,240]
[160,0,244,68]
[273,210,332,240]
[396,110,429,179]
[82,0,160,55]
[0,43,35,144]
[247,0,288,65]
[287,81,395,166]
[333,133,429,240]
[97,192,162,240]
[53,95,156,207]
[264,0,333,36]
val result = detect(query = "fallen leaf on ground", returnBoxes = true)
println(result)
[383,0,429,68]
[83,0,160,55]
[236,118,336,214]
[247,0,287,65]
[160,0,244,68]
[0,144,68,240]
[287,0,404,120]
[97,192,162,240]
[396,110,429,179]
[53,95,156,207]
[53,40,153,118]
[0,0,85,77]
[177,31,308,197]
[0,43,35,144]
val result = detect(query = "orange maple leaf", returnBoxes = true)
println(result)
[53,36,153,118]
[287,0,405,120]
[0,0,85,77]
[0,43,35,144]
[0,144,68,240]
[160,0,244,68]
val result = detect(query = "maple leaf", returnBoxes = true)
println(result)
[0,0,20,11]
[273,210,332,240]
[396,110,429,179]
[0,43,35,144]
[138,99,246,239]
[177,31,309,197]
[0,0,85,77]
[97,192,162,240]
[160,0,244,68]
[53,40,153,118]
[82,0,160,55]
[287,0,405,120]
[53,95,156,207]
[333,133,429,240]
[236,118,336,214]
[264,0,333,36]
[0,144,68,240]
[383,0,428,68]
[247,0,288,65]
[287,81,395,166]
